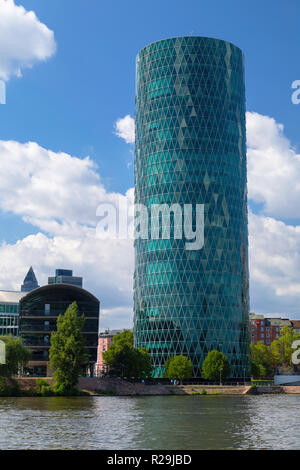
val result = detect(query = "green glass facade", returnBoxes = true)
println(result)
[134,37,250,379]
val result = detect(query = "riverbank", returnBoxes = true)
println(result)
[3,377,300,396]
[78,378,300,395]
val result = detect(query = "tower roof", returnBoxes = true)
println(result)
[21,267,40,293]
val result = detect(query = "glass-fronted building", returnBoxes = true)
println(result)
[19,284,100,376]
[48,269,83,288]
[0,291,23,337]
[134,37,250,379]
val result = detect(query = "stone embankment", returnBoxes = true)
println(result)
[78,378,252,396]
[12,378,300,396]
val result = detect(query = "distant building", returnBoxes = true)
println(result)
[249,313,292,345]
[48,269,83,288]
[0,291,23,337]
[95,329,124,376]
[21,267,39,293]
[0,268,39,336]
[291,320,300,335]
[19,284,100,377]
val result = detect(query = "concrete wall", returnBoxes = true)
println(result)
[274,375,300,385]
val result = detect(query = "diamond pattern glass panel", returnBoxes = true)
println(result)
[134,37,250,379]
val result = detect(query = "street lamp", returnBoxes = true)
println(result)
[220,366,223,386]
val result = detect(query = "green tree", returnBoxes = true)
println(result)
[270,326,300,370]
[251,341,273,377]
[131,348,153,380]
[49,302,89,393]
[103,330,152,379]
[202,350,230,382]
[164,355,193,384]
[251,361,267,379]
[0,335,30,378]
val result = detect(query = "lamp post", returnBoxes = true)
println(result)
[220,366,223,386]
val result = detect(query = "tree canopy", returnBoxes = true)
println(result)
[103,330,153,379]
[202,350,230,382]
[270,326,300,370]
[49,302,89,393]
[0,335,30,378]
[250,326,300,378]
[164,355,193,383]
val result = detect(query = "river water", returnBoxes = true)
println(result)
[0,395,299,450]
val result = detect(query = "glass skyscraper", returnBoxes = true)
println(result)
[133,37,250,379]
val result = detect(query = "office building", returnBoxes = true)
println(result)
[134,37,250,378]
[48,269,83,288]
[0,291,23,337]
[19,284,100,376]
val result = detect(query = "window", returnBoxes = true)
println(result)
[45,304,50,315]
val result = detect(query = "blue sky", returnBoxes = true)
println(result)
[1,0,300,327]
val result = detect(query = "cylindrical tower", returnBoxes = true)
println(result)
[134,37,250,379]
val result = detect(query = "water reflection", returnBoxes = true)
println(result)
[0,396,300,449]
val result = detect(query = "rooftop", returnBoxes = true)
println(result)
[0,291,24,304]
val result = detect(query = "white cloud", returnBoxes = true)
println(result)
[0,140,133,232]
[0,140,134,328]
[0,0,56,81]
[247,111,300,220]
[2,110,300,326]
[0,232,134,329]
[249,211,300,316]
[115,115,135,144]
[245,111,300,315]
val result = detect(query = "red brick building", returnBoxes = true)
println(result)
[249,313,294,346]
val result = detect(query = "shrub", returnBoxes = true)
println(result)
[36,379,50,394]
[41,385,54,397]
[0,377,20,397]
[52,382,86,396]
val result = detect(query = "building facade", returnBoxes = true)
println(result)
[95,329,124,376]
[134,37,250,378]
[19,284,99,376]
[48,269,83,288]
[249,313,293,345]
[0,268,39,337]
[0,291,23,337]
